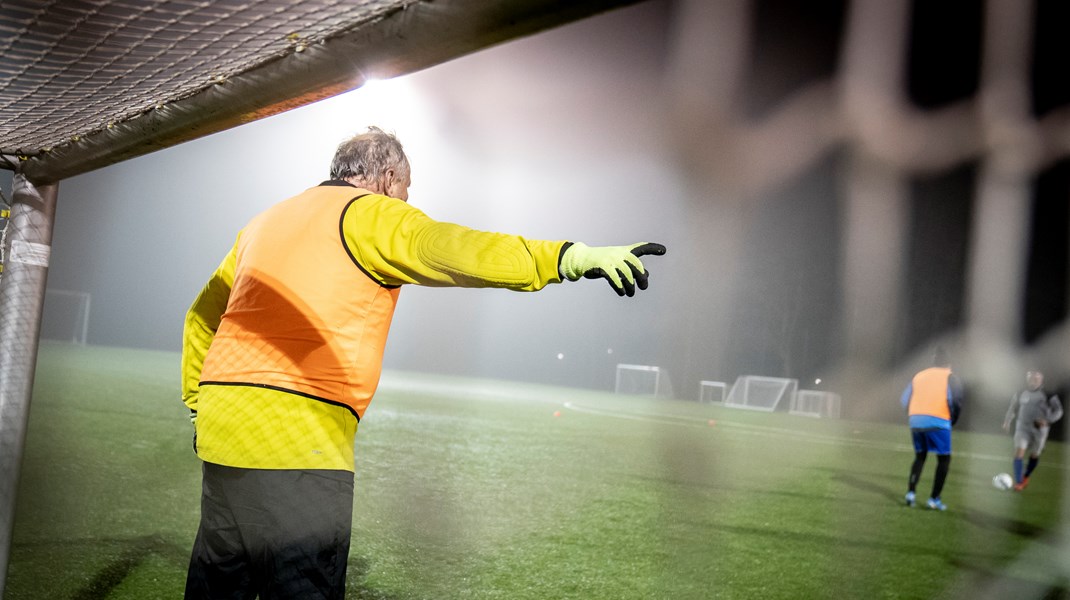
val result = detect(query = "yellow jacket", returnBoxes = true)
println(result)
[182,181,565,470]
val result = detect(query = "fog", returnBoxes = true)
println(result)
[4,2,1070,596]
[11,0,1069,419]
[31,1,689,392]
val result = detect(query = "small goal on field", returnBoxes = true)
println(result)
[699,380,728,404]
[615,364,674,398]
[41,289,91,345]
[724,375,798,412]
[790,390,842,418]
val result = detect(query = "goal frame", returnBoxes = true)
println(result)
[790,389,842,418]
[42,289,91,345]
[724,375,799,412]
[614,363,672,398]
[699,380,728,404]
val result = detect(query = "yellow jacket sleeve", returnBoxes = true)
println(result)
[342,195,566,290]
[181,236,238,411]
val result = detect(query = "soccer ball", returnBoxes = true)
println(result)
[992,473,1013,490]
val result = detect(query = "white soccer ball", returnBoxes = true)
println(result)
[992,473,1014,490]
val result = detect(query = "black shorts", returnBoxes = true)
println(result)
[185,462,355,600]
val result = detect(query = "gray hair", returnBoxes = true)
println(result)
[329,126,409,181]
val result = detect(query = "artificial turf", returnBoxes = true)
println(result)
[5,342,1067,599]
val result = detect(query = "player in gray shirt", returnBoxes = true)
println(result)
[1002,369,1063,491]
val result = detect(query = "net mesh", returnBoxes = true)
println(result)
[790,390,842,419]
[0,175,57,591]
[724,376,798,412]
[698,380,727,404]
[667,0,1069,411]
[0,0,409,157]
[40,289,91,345]
[615,364,673,398]
[0,202,8,284]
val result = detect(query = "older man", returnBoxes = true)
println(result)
[181,126,665,598]
[1003,369,1063,491]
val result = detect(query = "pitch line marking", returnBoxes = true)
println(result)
[561,402,1068,470]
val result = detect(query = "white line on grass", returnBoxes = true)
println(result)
[561,401,1067,470]
[378,375,1065,472]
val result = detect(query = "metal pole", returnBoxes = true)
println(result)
[0,174,58,595]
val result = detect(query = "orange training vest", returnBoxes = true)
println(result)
[199,185,400,420]
[907,367,952,420]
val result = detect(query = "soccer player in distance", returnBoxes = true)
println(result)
[900,347,963,511]
[1003,369,1063,491]
[180,126,666,599]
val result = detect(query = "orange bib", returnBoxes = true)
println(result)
[907,367,952,420]
[200,185,399,420]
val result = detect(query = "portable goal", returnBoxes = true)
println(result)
[615,364,674,398]
[724,376,798,412]
[790,390,842,418]
[41,289,91,345]
[699,380,728,404]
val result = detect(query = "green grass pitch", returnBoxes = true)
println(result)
[6,342,1067,599]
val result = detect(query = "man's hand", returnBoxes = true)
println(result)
[1035,419,1049,429]
[559,242,667,297]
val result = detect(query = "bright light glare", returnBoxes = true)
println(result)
[343,77,433,138]
[292,75,441,185]
[355,78,402,122]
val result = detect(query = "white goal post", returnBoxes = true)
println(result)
[724,375,798,412]
[790,390,842,418]
[615,364,674,398]
[699,380,727,404]
[41,289,91,345]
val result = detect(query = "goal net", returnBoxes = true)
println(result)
[40,289,91,345]
[724,376,798,412]
[615,364,674,398]
[790,390,842,418]
[699,380,728,404]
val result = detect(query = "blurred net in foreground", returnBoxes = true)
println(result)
[665,0,1068,412]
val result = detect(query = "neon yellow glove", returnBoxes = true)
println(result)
[559,242,666,297]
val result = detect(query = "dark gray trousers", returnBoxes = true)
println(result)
[185,462,354,600]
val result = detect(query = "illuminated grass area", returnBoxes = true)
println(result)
[7,342,1067,599]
